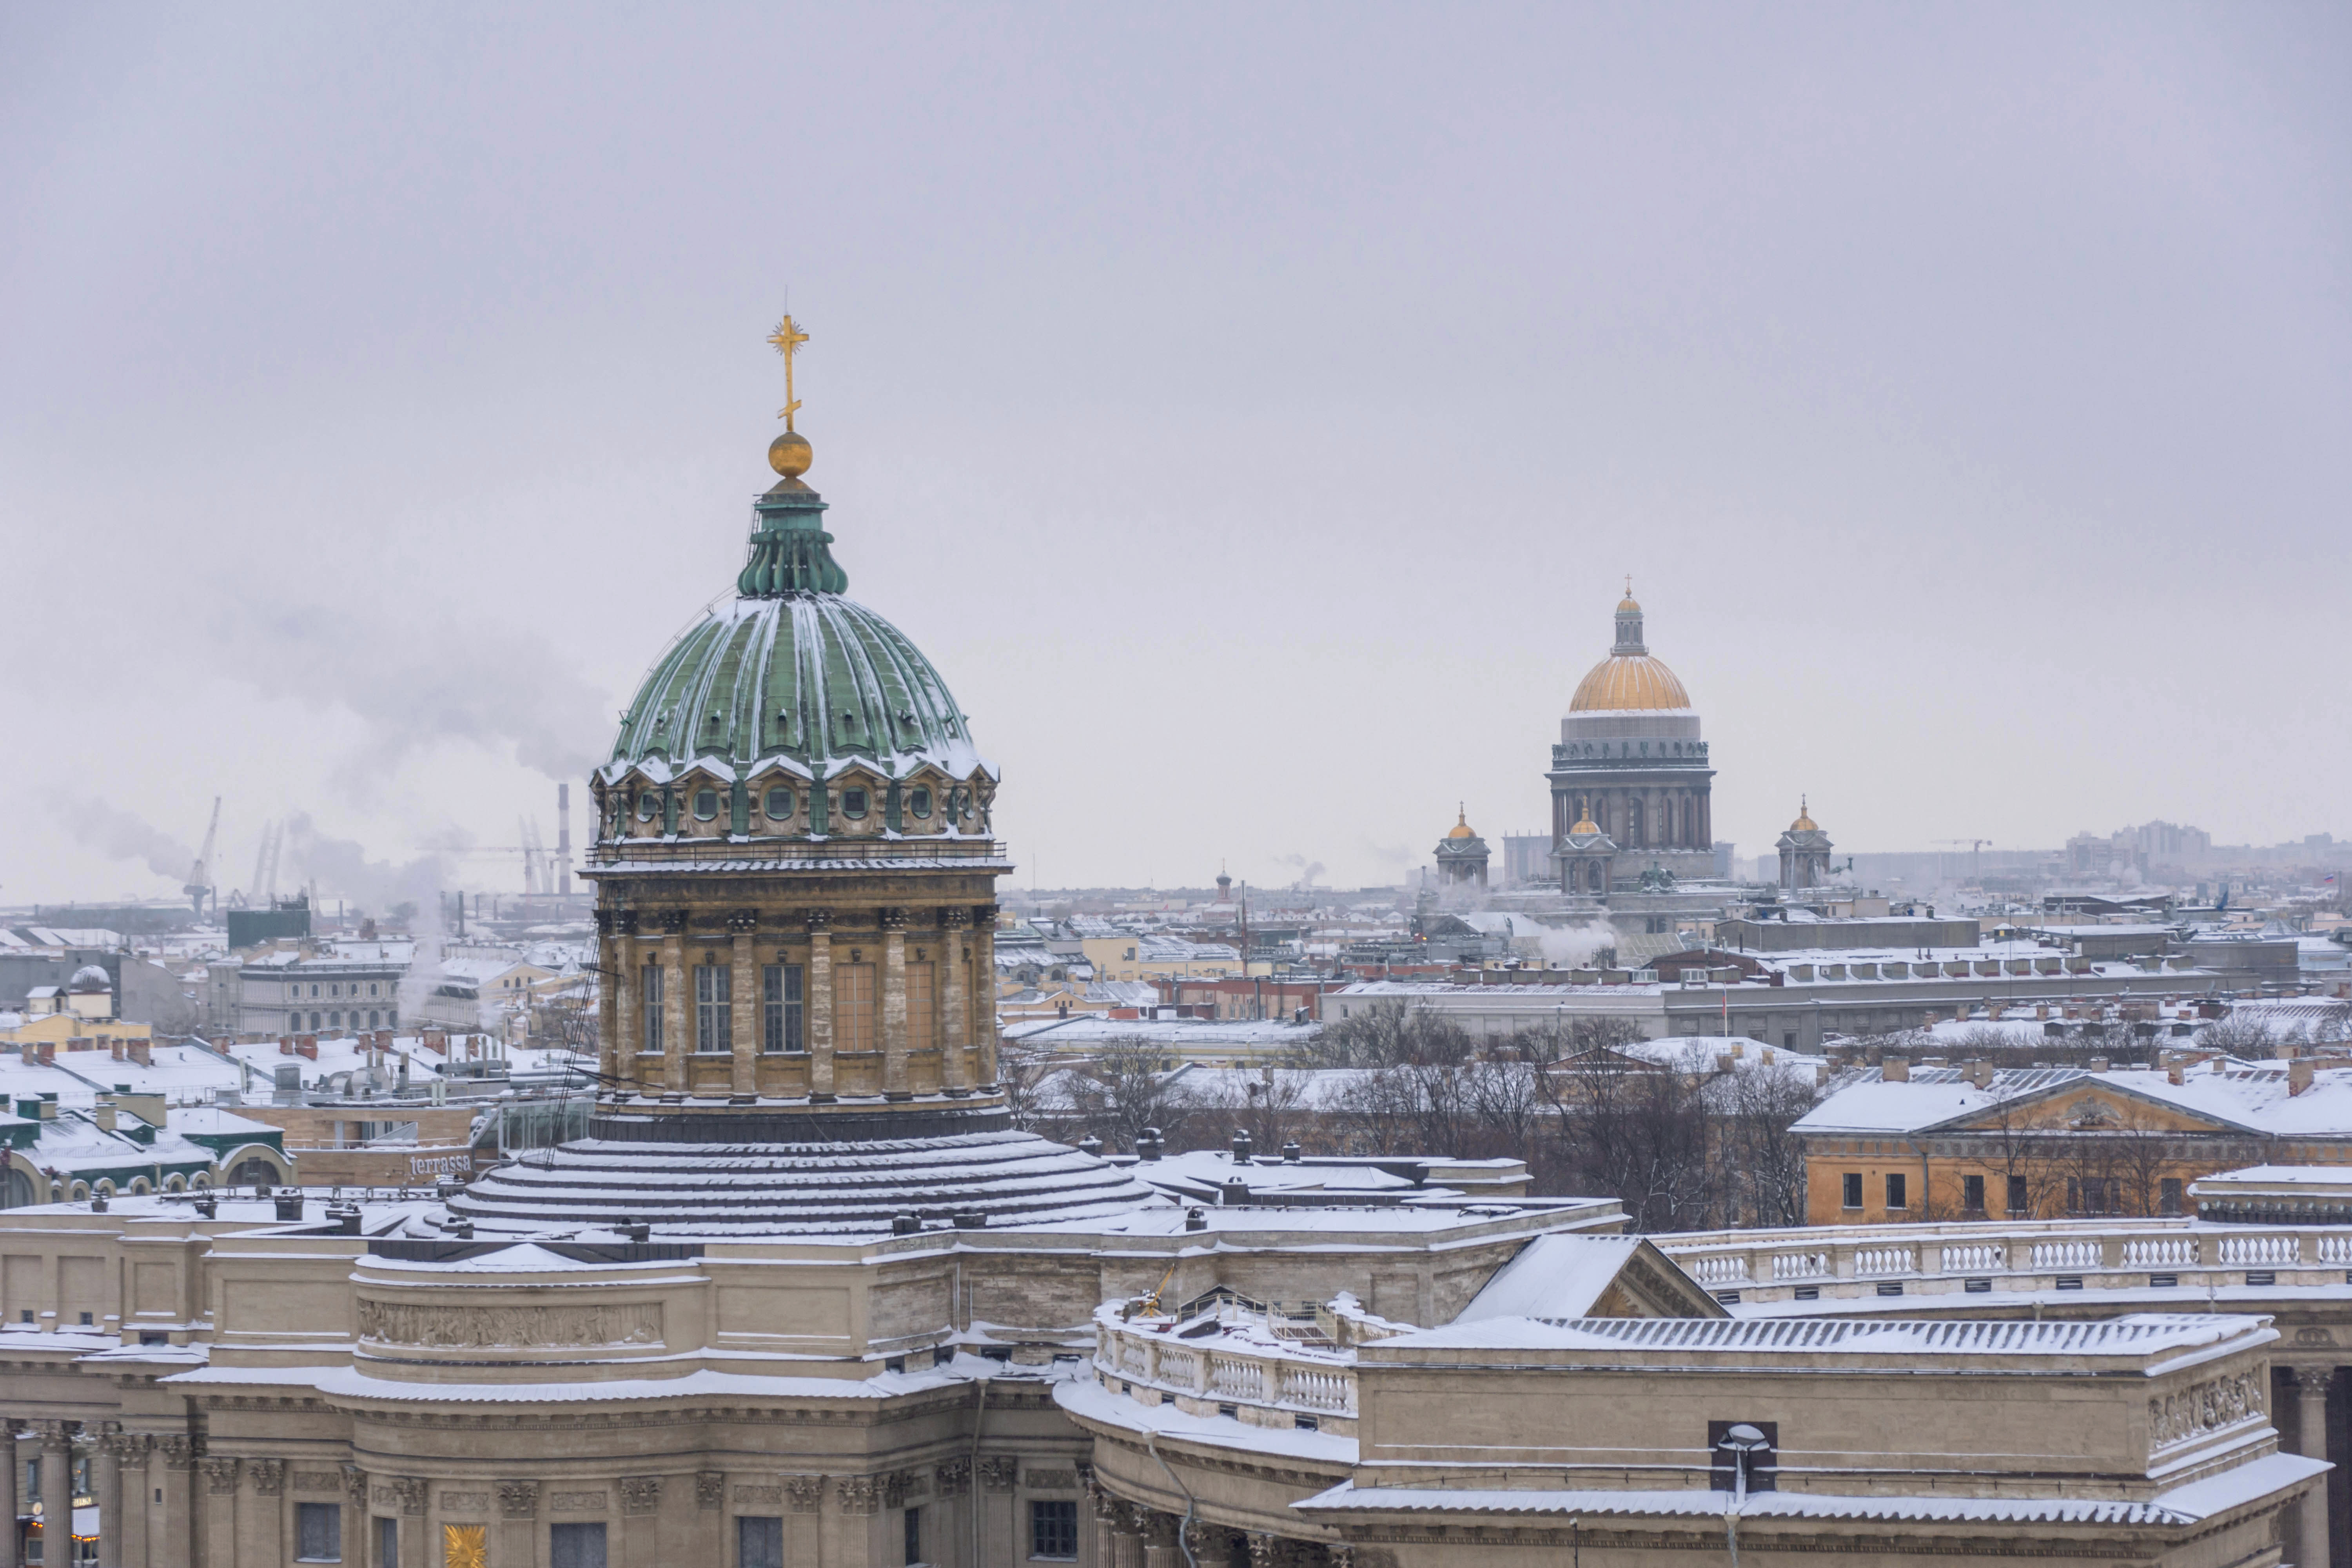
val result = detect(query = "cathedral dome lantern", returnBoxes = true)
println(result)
[1435,805,1490,889]
[1777,796,1837,892]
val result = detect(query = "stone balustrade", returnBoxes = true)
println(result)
[1659,1216,2352,1305]
[1093,1307,1358,1434]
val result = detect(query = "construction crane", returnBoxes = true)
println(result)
[1933,838,1992,883]
[183,797,221,917]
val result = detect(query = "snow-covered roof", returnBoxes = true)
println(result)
[1455,1234,1648,1321]
[1797,1060,2352,1138]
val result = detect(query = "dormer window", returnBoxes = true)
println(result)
[841,788,869,820]
[764,787,795,820]
[909,787,933,819]
[693,789,719,821]
[636,793,657,822]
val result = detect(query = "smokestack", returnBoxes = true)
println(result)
[558,782,572,897]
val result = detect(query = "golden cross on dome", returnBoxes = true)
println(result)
[766,313,811,430]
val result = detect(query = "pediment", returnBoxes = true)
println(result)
[1939,1082,2247,1136]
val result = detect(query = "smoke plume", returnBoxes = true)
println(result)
[281,813,454,913]
[60,798,199,883]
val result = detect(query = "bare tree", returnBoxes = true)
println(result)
[1715,1063,1821,1227]
[1058,1036,1207,1153]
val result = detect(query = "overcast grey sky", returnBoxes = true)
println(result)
[4,2,2347,905]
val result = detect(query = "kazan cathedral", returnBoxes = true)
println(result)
[0,332,2320,1568]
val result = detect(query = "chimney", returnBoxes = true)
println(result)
[110,1039,124,1062]
[2087,1057,2109,1074]
[279,1036,294,1055]
[2291,1060,2315,1097]
[2167,1062,2185,1086]
[424,1031,447,1056]
[1882,1055,1910,1083]
[296,1038,318,1061]
[126,1040,151,1068]
[94,1102,116,1132]
[558,781,572,898]
[36,1043,54,1065]
[1965,1059,1993,1090]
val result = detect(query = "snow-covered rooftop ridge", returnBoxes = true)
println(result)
[1382,1310,2270,1364]
[1295,1451,2328,1527]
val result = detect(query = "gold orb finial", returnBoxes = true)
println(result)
[768,430,813,477]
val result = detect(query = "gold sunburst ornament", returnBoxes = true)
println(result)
[442,1523,488,1568]
[766,312,814,478]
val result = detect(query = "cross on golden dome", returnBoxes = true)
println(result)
[767,314,811,430]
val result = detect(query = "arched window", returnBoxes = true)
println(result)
[70,1181,90,1201]
[130,1177,149,1195]
[165,1174,186,1193]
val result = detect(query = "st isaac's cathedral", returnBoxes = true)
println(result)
[0,327,2318,1568]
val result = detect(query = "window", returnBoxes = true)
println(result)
[1840,1172,1862,1209]
[1029,1499,1078,1559]
[2007,1174,2029,1216]
[368,1010,379,1027]
[906,962,936,1054]
[1962,1174,1985,1214]
[764,786,795,820]
[641,964,664,1053]
[837,963,877,1052]
[329,1011,341,1029]
[310,1012,321,1030]
[764,964,804,1053]
[693,788,719,821]
[637,793,657,822]
[908,786,932,819]
[550,1523,608,1568]
[375,1517,397,1568]
[2160,1177,2184,1216]
[330,983,341,998]
[1884,1173,1907,1211]
[842,787,869,819]
[902,1505,922,1566]
[695,963,732,1053]
[739,1516,784,1568]
[369,983,379,997]
[297,1502,341,1561]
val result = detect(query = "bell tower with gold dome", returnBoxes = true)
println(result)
[1546,582,1717,891]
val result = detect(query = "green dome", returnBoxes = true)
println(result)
[604,481,989,786]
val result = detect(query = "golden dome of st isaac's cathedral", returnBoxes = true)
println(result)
[1567,582,1692,712]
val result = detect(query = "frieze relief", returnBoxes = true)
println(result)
[292,1470,343,1494]
[358,1298,662,1350]
[548,1492,608,1512]
[735,1486,785,1506]
[440,1491,490,1513]
[2149,1370,2266,1450]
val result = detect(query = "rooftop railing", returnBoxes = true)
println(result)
[1655,1216,2352,1305]
[1094,1301,1359,1434]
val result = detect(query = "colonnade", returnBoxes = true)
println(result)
[593,903,998,1101]
[1088,1486,1346,1568]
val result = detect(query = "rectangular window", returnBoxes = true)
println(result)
[297,1502,341,1561]
[695,963,733,1053]
[1884,1172,1907,1210]
[763,964,804,1053]
[2160,1177,2184,1216]
[837,963,877,1052]
[906,961,936,1053]
[1030,1497,1079,1559]
[738,1516,784,1568]
[1840,1172,1862,1209]
[2007,1174,2029,1216]
[1962,1174,1984,1214]
[641,964,664,1053]
[375,1518,397,1568]
[551,1521,609,1568]
[903,1504,922,1566]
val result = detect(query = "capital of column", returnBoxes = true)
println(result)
[806,907,833,933]
[727,909,759,933]
[881,907,909,932]
[34,1420,75,1451]
[2294,1364,2336,1393]
[942,907,973,931]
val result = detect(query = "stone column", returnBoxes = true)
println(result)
[2297,1364,2333,1568]
[1140,1508,1182,1568]
[37,1423,74,1564]
[730,914,759,1095]
[0,1423,19,1568]
[881,909,911,1100]
[496,1479,539,1567]
[199,1455,240,1568]
[612,928,637,1092]
[157,1436,196,1568]
[940,909,971,1095]
[808,910,836,1101]
[93,1427,122,1568]
[596,914,621,1085]
[971,907,999,1088]
[661,918,688,1093]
